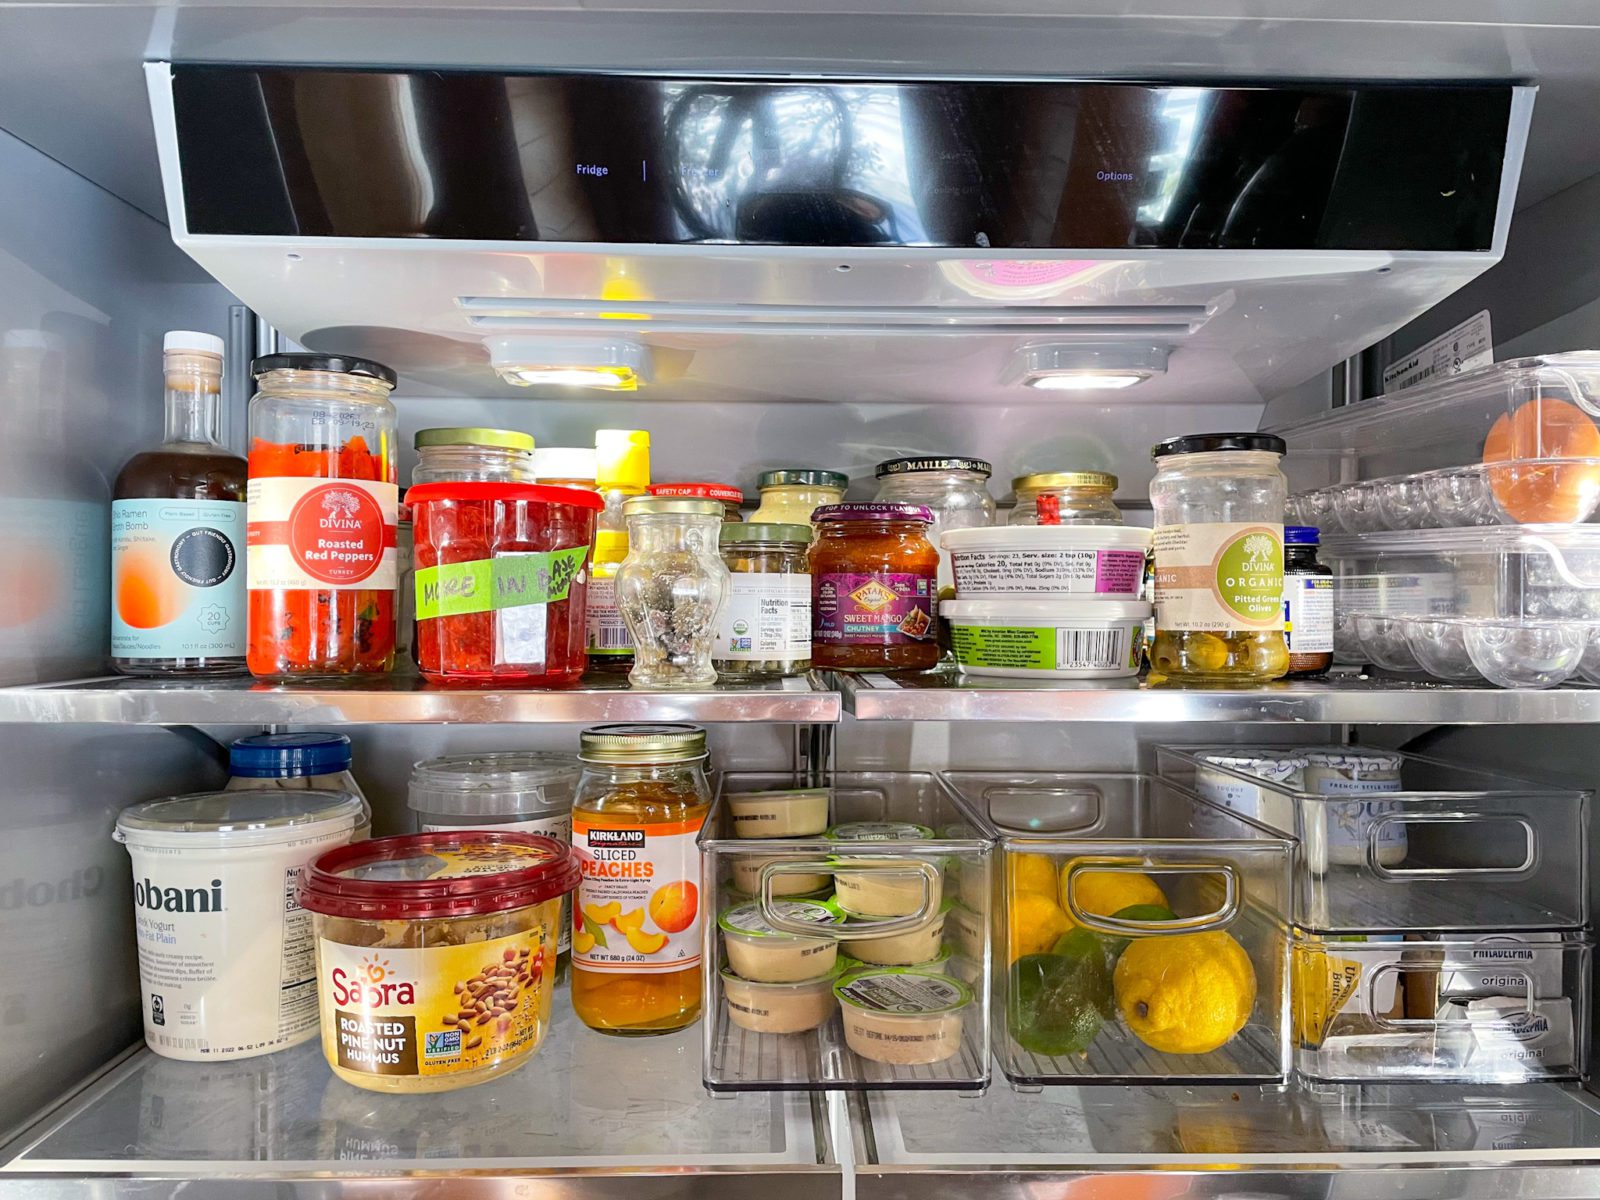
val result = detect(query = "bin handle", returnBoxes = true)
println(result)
[758,859,942,940]
[1366,811,1536,879]
[1369,963,1536,1030]
[1061,860,1239,936]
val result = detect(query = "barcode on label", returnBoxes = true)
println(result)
[1055,627,1124,669]
[592,623,634,649]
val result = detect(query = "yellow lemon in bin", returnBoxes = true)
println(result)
[1114,931,1256,1056]
[1059,861,1168,926]
[1006,852,1058,899]
[1007,891,1072,963]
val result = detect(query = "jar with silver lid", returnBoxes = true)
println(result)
[715,523,812,677]
[411,427,536,485]
[873,456,996,590]
[1009,471,1123,526]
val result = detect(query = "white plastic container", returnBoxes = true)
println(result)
[941,525,1151,599]
[943,598,1151,678]
[114,789,365,1062]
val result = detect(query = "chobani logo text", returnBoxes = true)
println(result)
[134,876,223,913]
[331,954,416,1007]
[1212,526,1283,625]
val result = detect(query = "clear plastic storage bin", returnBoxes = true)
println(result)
[698,771,992,1093]
[940,771,1292,1088]
[1292,930,1591,1084]
[1157,744,1591,932]
[1318,526,1600,687]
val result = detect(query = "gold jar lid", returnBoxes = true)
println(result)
[1011,470,1118,492]
[621,496,725,518]
[415,427,535,452]
[579,723,709,763]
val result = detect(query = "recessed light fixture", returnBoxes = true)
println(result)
[1003,343,1169,391]
[487,336,652,391]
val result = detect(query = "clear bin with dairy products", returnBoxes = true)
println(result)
[1156,744,1590,933]
[941,771,1292,1088]
[697,771,992,1093]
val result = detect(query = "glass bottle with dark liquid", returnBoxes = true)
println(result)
[110,332,247,675]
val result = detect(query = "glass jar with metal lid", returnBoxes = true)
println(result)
[1009,471,1123,526]
[412,427,536,485]
[225,731,372,838]
[649,481,745,524]
[810,502,940,673]
[716,522,812,677]
[616,496,731,689]
[571,724,713,1036]
[751,469,849,526]
[873,456,996,590]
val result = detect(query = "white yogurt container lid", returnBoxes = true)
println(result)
[718,897,847,939]
[1197,749,1308,780]
[940,525,1152,553]
[833,967,973,1015]
[827,821,934,842]
[115,789,364,850]
[408,752,580,818]
[942,598,1152,622]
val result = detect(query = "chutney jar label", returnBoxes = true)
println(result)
[814,572,936,645]
[247,477,397,591]
[112,499,246,658]
[1152,522,1283,632]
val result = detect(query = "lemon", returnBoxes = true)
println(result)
[1113,931,1256,1055]
[1006,852,1058,899]
[1007,890,1071,963]
[1059,861,1168,926]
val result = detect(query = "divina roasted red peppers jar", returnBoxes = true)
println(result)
[809,503,940,673]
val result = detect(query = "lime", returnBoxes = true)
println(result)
[1100,903,1179,960]
[1007,937,1113,1057]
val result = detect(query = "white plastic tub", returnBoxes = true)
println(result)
[114,789,365,1062]
[943,598,1150,678]
[941,525,1151,599]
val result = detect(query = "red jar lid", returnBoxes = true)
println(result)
[649,482,744,504]
[406,481,603,511]
[297,830,580,921]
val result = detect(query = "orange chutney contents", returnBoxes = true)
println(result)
[809,502,941,673]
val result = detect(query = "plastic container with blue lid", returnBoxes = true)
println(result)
[224,732,371,836]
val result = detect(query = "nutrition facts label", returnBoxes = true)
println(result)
[279,866,319,1037]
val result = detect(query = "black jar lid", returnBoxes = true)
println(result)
[1151,432,1286,459]
[251,353,398,388]
[875,456,992,478]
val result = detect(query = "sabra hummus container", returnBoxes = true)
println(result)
[830,855,945,919]
[943,598,1151,679]
[847,898,953,965]
[941,525,1151,599]
[719,897,846,983]
[297,830,578,1093]
[727,787,830,838]
[114,788,365,1062]
[721,966,841,1034]
[731,853,831,897]
[834,968,973,1065]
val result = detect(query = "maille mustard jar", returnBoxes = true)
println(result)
[1148,433,1289,683]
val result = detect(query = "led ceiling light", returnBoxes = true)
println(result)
[487,336,652,391]
[1003,343,1169,391]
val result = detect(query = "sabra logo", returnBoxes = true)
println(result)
[330,954,417,1007]
[134,875,223,913]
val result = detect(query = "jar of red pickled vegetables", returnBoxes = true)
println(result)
[246,354,399,680]
[408,482,603,686]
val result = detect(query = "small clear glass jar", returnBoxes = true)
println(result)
[616,497,730,689]
[751,469,849,526]
[1009,471,1123,526]
[1148,433,1289,683]
[715,522,812,678]
[649,482,745,524]
[224,731,372,838]
[873,457,995,591]
[411,427,536,485]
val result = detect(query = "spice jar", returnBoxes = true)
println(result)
[1148,433,1289,683]
[1283,526,1334,678]
[412,428,536,485]
[616,497,730,689]
[873,456,995,591]
[246,354,398,679]
[1008,471,1123,526]
[810,503,940,673]
[715,523,812,678]
[752,469,849,526]
[225,731,372,838]
[570,723,713,1036]
[649,482,744,524]
[408,482,602,686]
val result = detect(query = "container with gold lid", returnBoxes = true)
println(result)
[412,427,537,485]
[1008,470,1123,526]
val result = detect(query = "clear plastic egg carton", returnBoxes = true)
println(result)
[1286,462,1600,534]
[1321,527,1600,688]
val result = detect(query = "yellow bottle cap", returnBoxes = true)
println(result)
[595,429,651,490]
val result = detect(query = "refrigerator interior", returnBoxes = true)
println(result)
[8,4,1600,1196]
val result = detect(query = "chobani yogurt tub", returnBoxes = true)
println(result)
[719,897,846,982]
[114,788,365,1062]
[944,598,1150,680]
[721,967,840,1034]
[727,788,831,838]
[846,898,952,965]
[831,855,944,918]
[834,968,973,1065]
[942,525,1151,599]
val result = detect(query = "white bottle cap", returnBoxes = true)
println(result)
[164,330,225,357]
[533,446,598,482]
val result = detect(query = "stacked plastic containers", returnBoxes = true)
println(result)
[697,773,992,1091]
[1272,354,1600,687]
[1157,743,1592,1085]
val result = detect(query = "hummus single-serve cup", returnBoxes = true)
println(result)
[827,820,935,843]
[831,854,944,918]
[834,968,973,1065]
[297,830,579,1094]
[727,788,831,838]
[719,897,846,983]
[721,966,841,1034]
[114,788,365,1062]
[847,898,953,965]
[838,946,953,977]
[731,853,831,896]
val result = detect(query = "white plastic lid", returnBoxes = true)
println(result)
[533,446,599,482]
[115,789,362,850]
[408,752,581,818]
[941,524,1152,552]
[163,330,225,357]
[941,598,1152,622]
